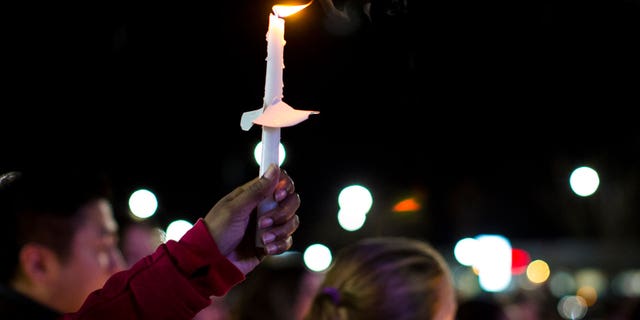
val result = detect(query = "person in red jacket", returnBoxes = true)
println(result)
[0,164,300,320]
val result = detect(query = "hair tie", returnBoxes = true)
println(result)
[322,287,341,305]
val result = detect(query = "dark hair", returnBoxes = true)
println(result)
[304,237,455,320]
[0,170,113,285]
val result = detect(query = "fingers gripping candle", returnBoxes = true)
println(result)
[240,2,318,249]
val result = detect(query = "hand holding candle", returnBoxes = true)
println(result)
[240,1,318,248]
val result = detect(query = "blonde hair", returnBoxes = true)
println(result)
[304,237,454,320]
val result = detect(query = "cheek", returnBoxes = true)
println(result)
[96,252,109,270]
[96,251,110,269]
[66,244,115,288]
[68,251,111,284]
[56,251,114,306]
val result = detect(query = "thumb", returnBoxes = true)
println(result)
[225,164,280,209]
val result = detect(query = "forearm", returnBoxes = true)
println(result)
[61,219,245,320]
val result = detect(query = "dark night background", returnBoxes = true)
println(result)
[2,0,639,267]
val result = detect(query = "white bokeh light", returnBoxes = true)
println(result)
[569,166,600,197]
[557,295,588,319]
[165,219,193,242]
[128,189,158,219]
[303,243,332,272]
[475,234,512,292]
[337,185,373,214]
[254,141,286,167]
[454,237,479,266]
[337,208,367,231]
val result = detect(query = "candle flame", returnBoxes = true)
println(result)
[273,1,312,18]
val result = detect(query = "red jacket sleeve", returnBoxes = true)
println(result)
[60,218,245,320]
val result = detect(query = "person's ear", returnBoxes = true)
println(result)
[18,243,60,285]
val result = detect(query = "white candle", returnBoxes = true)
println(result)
[258,12,285,178]
[256,6,293,248]
[245,3,314,249]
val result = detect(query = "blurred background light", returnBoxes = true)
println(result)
[303,243,332,272]
[569,166,600,197]
[128,188,158,219]
[254,141,286,167]
[165,219,193,242]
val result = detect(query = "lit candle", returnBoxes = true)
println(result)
[259,8,286,179]
[259,3,312,175]
[240,2,317,249]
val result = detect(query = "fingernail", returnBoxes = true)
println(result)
[262,232,276,244]
[259,217,274,228]
[263,164,278,180]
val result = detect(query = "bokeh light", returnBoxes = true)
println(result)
[569,166,599,197]
[337,185,373,214]
[526,259,551,284]
[557,295,588,319]
[128,188,158,219]
[337,208,366,231]
[475,234,512,292]
[165,219,193,242]
[303,243,332,272]
[454,237,479,267]
[254,141,286,167]
[549,270,577,298]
